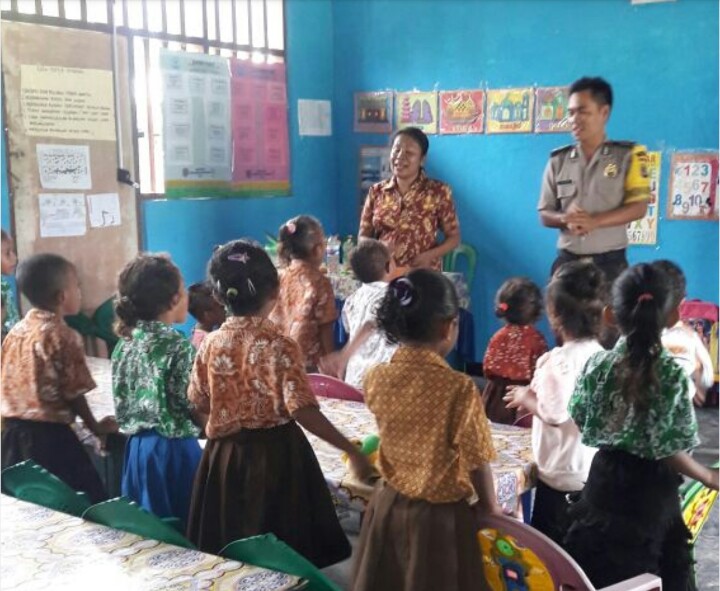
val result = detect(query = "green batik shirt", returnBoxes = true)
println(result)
[569,337,699,460]
[112,320,200,438]
[1,277,20,338]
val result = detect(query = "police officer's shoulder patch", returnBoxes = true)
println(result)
[550,144,574,157]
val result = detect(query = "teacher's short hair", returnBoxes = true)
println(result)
[569,77,613,109]
[392,127,429,156]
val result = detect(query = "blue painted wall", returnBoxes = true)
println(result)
[332,0,719,353]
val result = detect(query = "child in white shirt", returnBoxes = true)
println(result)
[319,239,397,390]
[653,260,714,406]
[504,260,605,545]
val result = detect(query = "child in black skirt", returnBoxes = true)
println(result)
[1,254,118,502]
[186,239,373,564]
[565,263,719,590]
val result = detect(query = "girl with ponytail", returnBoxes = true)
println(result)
[565,263,719,590]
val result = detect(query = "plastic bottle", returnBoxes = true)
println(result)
[342,235,356,268]
[326,235,341,274]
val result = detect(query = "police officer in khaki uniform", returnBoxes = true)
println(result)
[538,77,650,287]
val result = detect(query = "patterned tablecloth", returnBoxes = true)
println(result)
[0,494,305,590]
[80,359,536,533]
[306,397,537,533]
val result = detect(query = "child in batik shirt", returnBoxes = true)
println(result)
[269,215,337,371]
[187,240,372,561]
[1,229,19,341]
[565,263,719,590]
[112,253,202,529]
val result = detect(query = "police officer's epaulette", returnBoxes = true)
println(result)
[605,140,636,148]
[550,144,574,157]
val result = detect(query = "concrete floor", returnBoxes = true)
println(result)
[323,406,720,590]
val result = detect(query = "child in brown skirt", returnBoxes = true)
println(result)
[186,239,373,565]
[352,270,500,591]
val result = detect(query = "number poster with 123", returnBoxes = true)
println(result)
[667,152,719,220]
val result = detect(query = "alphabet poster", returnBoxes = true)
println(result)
[395,91,438,134]
[534,86,571,133]
[439,90,485,135]
[627,151,661,245]
[485,87,534,134]
[354,92,393,133]
[667,152,719,220]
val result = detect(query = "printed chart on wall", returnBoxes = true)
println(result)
[628,151,661,245]
[486,87,534,134]
[439,90,484,135]
[231,60,290,196]
[667,152,719,221]
[395,91,438,134]
[161,50,232,198]
[359,146,392,213]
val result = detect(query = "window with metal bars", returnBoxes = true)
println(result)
[1,0,286,197]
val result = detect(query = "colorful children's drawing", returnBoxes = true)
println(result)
[486,87,534,134]
[439,90,485,134]
[395,91,438,134]
[627,151,661,245]
[354,92,393,133]
[534,86,571,133]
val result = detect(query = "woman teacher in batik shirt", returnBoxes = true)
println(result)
[358,127,460,272]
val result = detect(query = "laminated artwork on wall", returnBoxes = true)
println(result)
[439,90,485,135]
[667,152,719,221]
[534,86,571,133]
[486,87,534,134]
[354,92,393,133]
[358,145,392,214]
[395,91,438,134]
[627,150,661,245]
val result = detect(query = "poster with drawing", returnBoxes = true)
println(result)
[439,90,485,135]
[534,86,571,133]
[36,144,91,190]
[354,92,393,133]
[87,193,121,228]
[485,87,534,134]
[395,91,438,134]
[359,145,392,213]
[627,151,661,245]
[38,193,87,237]
[667,152,719,220]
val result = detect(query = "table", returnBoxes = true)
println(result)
[80,358,536,532]
[304,397,536,533]
[0,494,306,590]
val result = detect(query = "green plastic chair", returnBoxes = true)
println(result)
[443,243,477,285]
[92,297,119,356]
[1,459,92,517]
[82,497,195,548]
[220,533,341,591]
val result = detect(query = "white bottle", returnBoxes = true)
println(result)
[326,235,341,274]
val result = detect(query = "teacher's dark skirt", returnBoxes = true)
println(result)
[482,376,529,425]
[1,417,107,504]
[564,449,695,591]
[352,482,491,591]
[186,420,350,566]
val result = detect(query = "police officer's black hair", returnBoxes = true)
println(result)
[277,215,323,266]
[651,259,686,311]
[547,260,606,340]
[115,253,182,338]
[209,239,279,316]
[188,281,219,322]
[16,253,75,311]
[569,76,613,109]
[494,277,543,326]
[350,239,390,284]
[376,269,458,345]
[611,263,674,412]
[391,126,429,156]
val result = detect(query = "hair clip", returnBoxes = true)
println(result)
[226,287,239,299]
[637,292,654,303]
[391,277,415,307]
[286,222,297,234]
[498,302,509,312]
[228,252,250,264]
[247,278,257,296]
